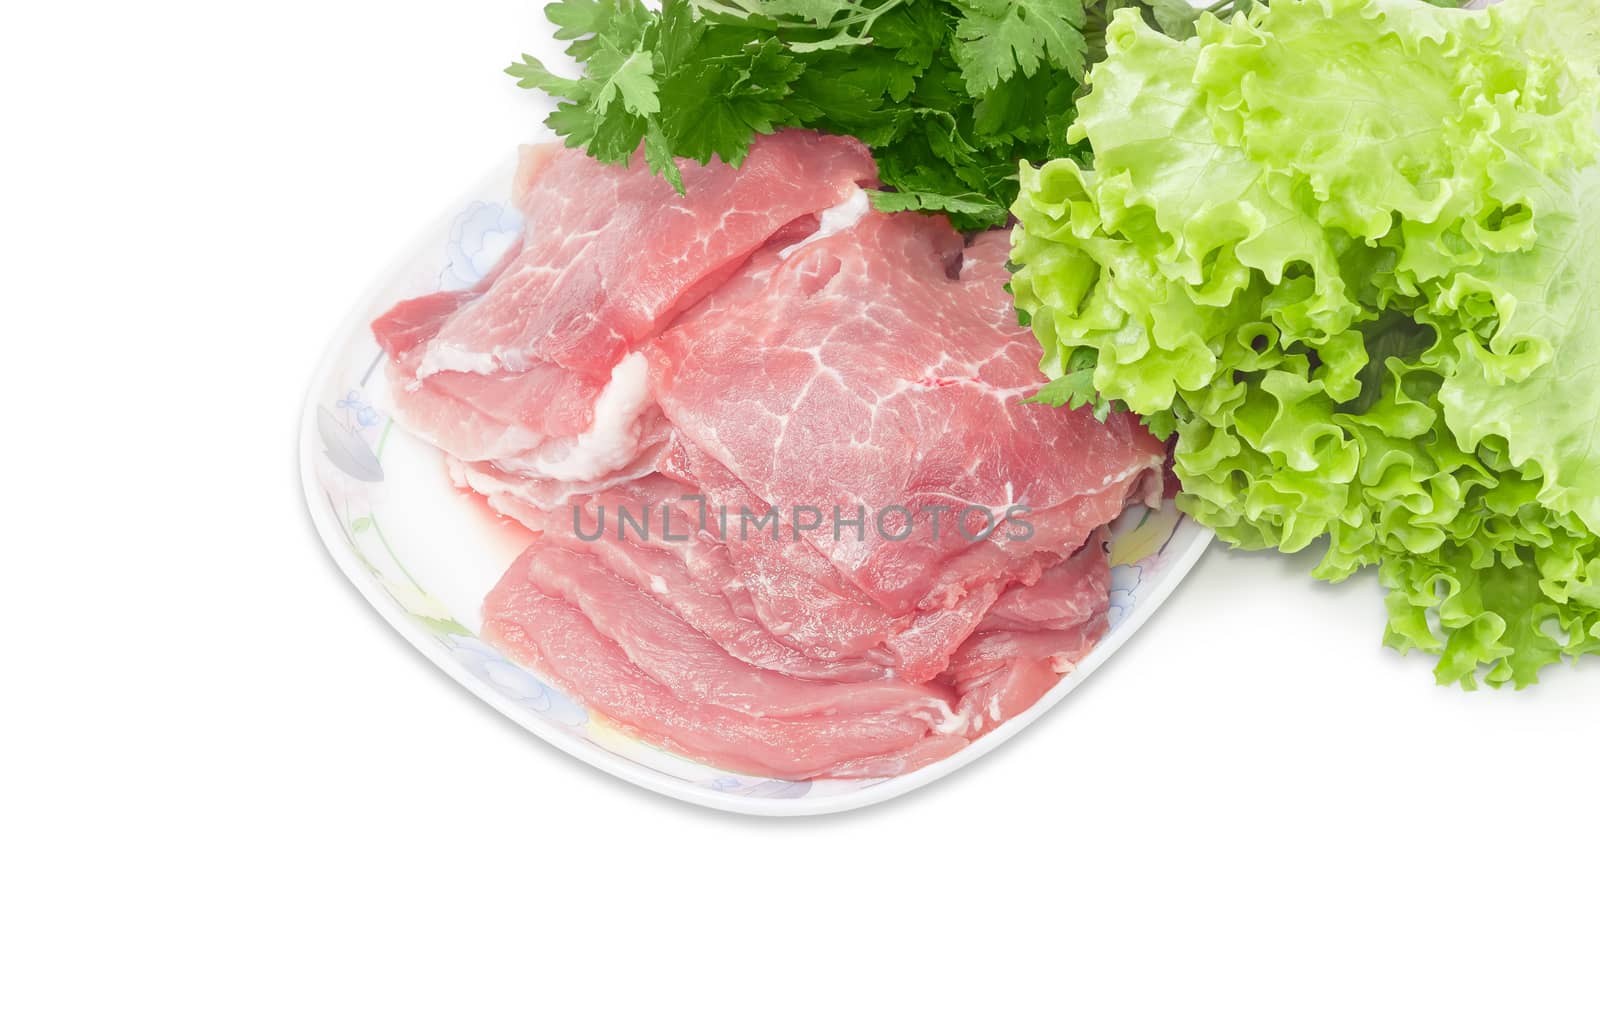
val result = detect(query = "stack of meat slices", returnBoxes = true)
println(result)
[374,131,1164,781]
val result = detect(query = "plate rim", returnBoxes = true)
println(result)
[298,163,1216,817]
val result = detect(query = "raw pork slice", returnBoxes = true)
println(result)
[481,524,1115,779]
[529,475,904,682]
[373,131,877,494]
[478,207,1158,778]
[375,134,1163,781]
[483,577,968,781]
[657,436,1004,683]
[494,542,958,722]
[648,210,1163,663]
[944,534,1114,736]
[421,131,877,380]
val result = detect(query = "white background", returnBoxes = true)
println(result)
[3,2,1597,1033]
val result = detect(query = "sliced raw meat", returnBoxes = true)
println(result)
[371,136,1163,781]
[482,579,963,782]
[550,479,903,682]
[499,541,958,722]
[409,130,877,380]
[659,439,1011,682]
[480,497,1118,778]
[659,439,918,664]
[387,131,876,382]
[487,473,945,683]
[945,539,1114,735]
[650,211,1164,618]
[979,531,1111,634]
[386,362,612,464]
[446,448,668,530]
[374,131,875,496]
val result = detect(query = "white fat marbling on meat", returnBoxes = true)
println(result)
[495,352,653,483]
[413,341,504,381]
[778,188,870,259]
[932,699,970,737]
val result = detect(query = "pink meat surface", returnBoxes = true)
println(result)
[483,578,966,782]
[436,132,876,379]
[979,531,1111,634]
[650,213,1164,618]
[481,530,1115,779]
[943,536,1115,737]
[502,542,957,722]
[372,131,876,492]
[657,437,1004,682]
[376,134,1165,780]
[477,208,1160,779]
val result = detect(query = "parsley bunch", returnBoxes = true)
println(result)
[508,0,1199,231]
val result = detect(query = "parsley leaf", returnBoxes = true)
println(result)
[505,53,581,95]
[655,4,806,165]
[509,0,1186,228]
[643,119,685,191]
[586,40,660,117]
[866,186,1007,225]
[950,1,1089,93]
[1023,347,1115,418]
[547,0,654,59]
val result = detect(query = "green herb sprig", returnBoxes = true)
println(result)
[507,0,1195,230]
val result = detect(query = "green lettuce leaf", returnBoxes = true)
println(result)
[1011,0,1600,687]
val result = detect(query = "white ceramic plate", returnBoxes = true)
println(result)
[299,159,1215,816]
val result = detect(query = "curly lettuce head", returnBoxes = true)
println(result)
[1011,0,1600,687]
